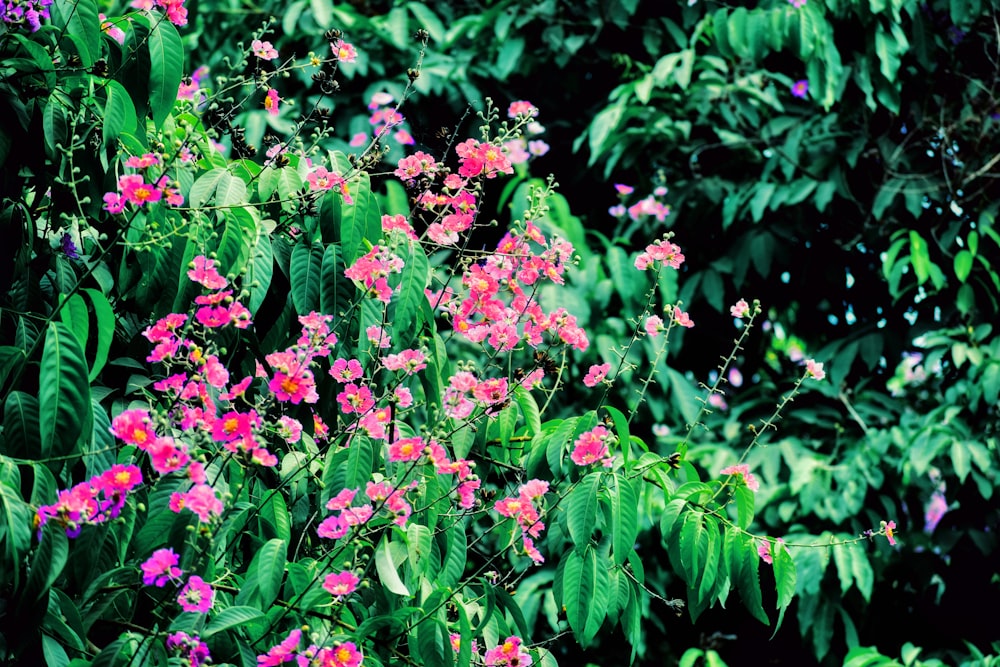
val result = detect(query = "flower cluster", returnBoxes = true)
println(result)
[494,479,549,563]
[130,0,187,27]
[484,636,533,667]
[1,0,52,32]
[166,631,211,666]
[610,183,671,222]
[720,463,760,492]
[432,221,587,354]
[364,91,414,146]
[36,465,143,537]
[257,629,364,667]
[635,235,685,271]
[570,425,615,467]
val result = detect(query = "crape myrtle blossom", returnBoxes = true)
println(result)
[758,538,785,565]
[130,0,187,26]
[805,358,826,380]
[258,628,302,666]
[323,571,361,599]
[494,480,550,564]
[582,363,610,387]
[720,463,760,492]
[141,548,183,587]
[166,631,211,666]
[570,425,615,467]
[251,38,278,60]
[36,465,144,537]
[484,635,533,667]
[731,298,750,318]
[635,235,684,270]
[177,575,215,613]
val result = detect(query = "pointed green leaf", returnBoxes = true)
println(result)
[610,475,639,565]
[679,512,708,585]
[39,322,93,460]
[148,18,183,128]
[203,606,266,638]
[340,172,381,264]
[567,472,601,548]
[290,239,324,315]
[392,242,428,346]
[735,485,755,530]
[771,541,796,636]
[82,289,115,381]
[375,536,411,596]
[253,538,287,607]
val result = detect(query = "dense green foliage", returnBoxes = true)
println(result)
[1,0,999,666]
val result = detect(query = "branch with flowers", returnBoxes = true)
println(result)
[0,3,904,666]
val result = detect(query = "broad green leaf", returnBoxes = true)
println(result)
[375,535,411,596]
[340,172,381,265]
[406,523,433,580]
[148,19,183,128]
[24,524,69,605]
[679,511,708,586]
[290,239,324,315]
[415,617,451,667]
[732,529,769,625]
[103,81,138,152]
[560,545,609,646]
[189,168,228,208]
[954,249,973,283]
[566,472,601,548]
[82,289,115,381]
[772,542,796,636]
[0,477,33,590]
[39,322,93,460]
[50,0,100,66]
[344,435,373,490]
[392,242,428,346]
[439,523,467,589]
[320,244,351,315]
[253,538,287,608]
[260,493,291,543]
[203,606,266,638]
[43,93,69,163]
[245,228,274,316]
[513,386,541,439]
[610,475,639,565]
[735,485,755,530]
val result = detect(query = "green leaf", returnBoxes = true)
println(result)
[954,249,973,283]
[439,523,467,589]
[344,435,374,490]
[43,93,69,163]
[50,0,100,66]
[610,476,639,565]
[203,606,266,638]
[560,544,609,646]
[735,485,755,530]
[732,529,768,625]
[679,511,708,586]
[0,475,33,590]
[290,239,324,315]
[771,542,796,636]
[253,538,287,608]
[59,293,89,350]
[103,81,138,152]
[23,524,69,606]
[320,244,350,315]
[39,323,93,460]
[513,386,541,439]
[340,172,381,265]
[567,472,602,548]
[4,392,41,458]
[245,228,274,316]
[260,493,291,543]
[495,36,525,80]
[392,242,429,346]
[375,535,411,596]
[148,18,183,128]
[82,289,115,381]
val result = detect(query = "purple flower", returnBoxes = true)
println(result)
[61,233,80,259]
[791,80,809,99]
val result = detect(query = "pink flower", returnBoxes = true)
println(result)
[322,571,360,598]
[805,359,825,380]
[170,484,223,523]
[330,358,364,383]
[614,183,634,195]
[571,426,613,467]
[758,538,784,565]
[645,315,664,337]
[882,520,897,546]
[177,575,214,613]
[485,636,532,667]
[187,256,228,289]
[141,548,183,586]
[924,492,947,533]
[582,363,610,388]
[507,100,538,118]
[332,39,357,62]
[166,631,211,666]
[388,437,424,462]
[317,643,362,667]
[257,628,301,666]
[251,38,277,60]
[672,306,694,328]
[730,299,750,318]
[720,463,760,492]
[791,79,809,99]
[264,88,280,116]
